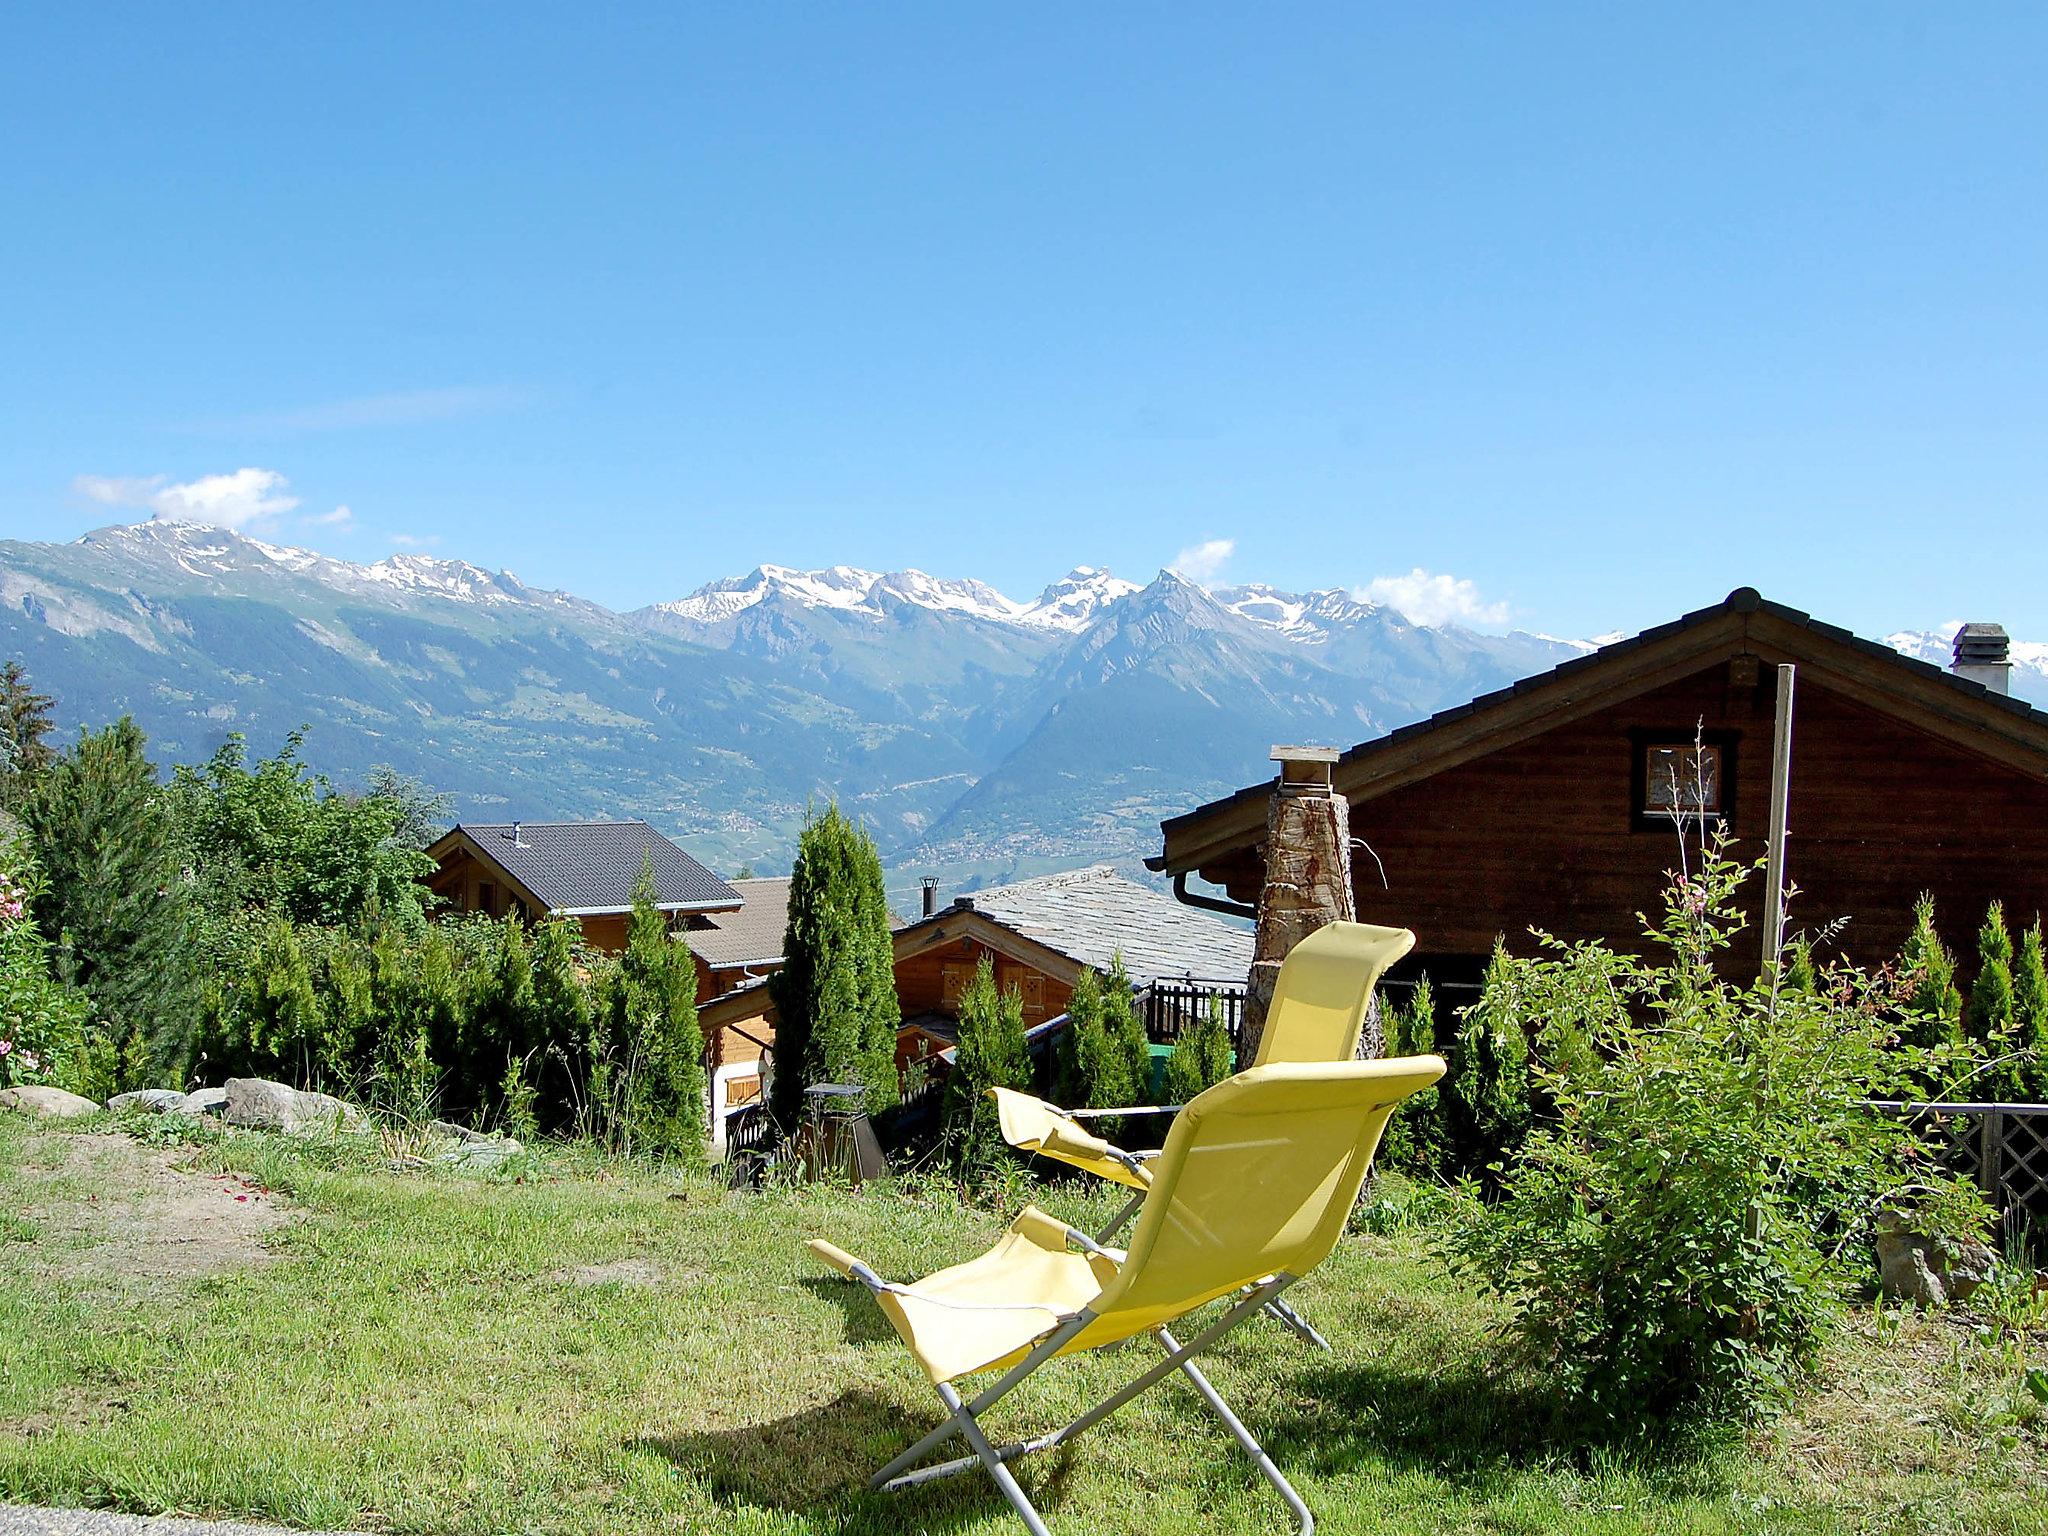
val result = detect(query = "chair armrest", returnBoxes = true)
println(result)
[1011,1204,1112,1258]
[1068,1103,1185,1120]
[806,1239,890,1292]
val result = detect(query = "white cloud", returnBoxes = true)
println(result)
[390,532,441,550]
[1168,537,1235,585]
[72,467,301,531]
[1358,568,1511,628]
[305,504,354,530]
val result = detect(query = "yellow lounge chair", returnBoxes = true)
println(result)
[992,920,1415,1345]
[808,1053,1444,1535]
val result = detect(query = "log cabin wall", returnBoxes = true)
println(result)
[1345,662,2048,974]
[895,938,1073,1026]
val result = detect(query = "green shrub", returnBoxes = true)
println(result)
[1445,941,1534,1192]
[1898,893,1964,1091]
[1451,840,1991,1436]
[1378,979,1448,1175]
[1098,952,1150,1107]
[0,828,92,1092]
[2014,919,2048,1104]
[1966,901,2023,1102]
[943,956,1031,1177]
[589,870,706,1163]
[1161,997,1234,1106]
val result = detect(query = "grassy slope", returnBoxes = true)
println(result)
[0,1115,2041,1536]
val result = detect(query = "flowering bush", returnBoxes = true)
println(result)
[0,832,92,1091]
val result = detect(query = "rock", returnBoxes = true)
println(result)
[438,1136,522,1172]
[0,1084,100,1118]
[1876,1211,1997,1305]
[183,1086,229,1115]
[222,1077,361,1133]
[109,1088,195,1115]
[428,1118,493,1145]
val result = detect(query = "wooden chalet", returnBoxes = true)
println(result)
[1152,589,2048,982]
[424,820,744,959]
[697,864,1255,1113]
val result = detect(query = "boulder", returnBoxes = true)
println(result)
[0,1084,100,1118]
[110,1088,195,1115]
[428,1118,493,1145]
[223,1077,361,1133]
[183,1086,229,1115]
[1876,1212,1997,1306]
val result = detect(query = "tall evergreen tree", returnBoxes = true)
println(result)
[1448,942,1533,1191]
[461,918,536,1122]
[943,956,1031,1175]
[1897,894,1964,1093]
[1098,951,1152,1106]
[605,869,707,1162]
[2013,919,2048,1104]
[1161,996,1235,1106]
[0,661,56,813]
[25,717,194,1080]
[768,805,900,1126]
[1966,901,2020,1101]
[1382,978,1448,1175]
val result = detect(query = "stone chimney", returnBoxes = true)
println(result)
[1240,746,1375,1064]
[921,877,939,918]
[1951,624,2012,695]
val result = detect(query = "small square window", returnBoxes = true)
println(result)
[1631,731,1738,831]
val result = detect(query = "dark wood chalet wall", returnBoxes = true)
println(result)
[1342,663,2048,973]
[896,939,1073,1027]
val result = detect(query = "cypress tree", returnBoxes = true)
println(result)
[1448,942,1533,1191]
[1098,951,1151,1106]
[25,717,194,1080]
[528,917,591,1131]
[2012,919,2048,1104]
[606,868,707,1162]
[461,917,536,1121]
[0,661,56,813]
[768,806,900,1126]
[1898,894,1964,1093]
[1162,996,1234,1106]
[1966,901,2019,1101]
[1383,978,1448,1176]
[944,956,1031,1175]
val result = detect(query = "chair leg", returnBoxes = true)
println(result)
[1158,1324,1316,1535]
[1262,1294,1333,1351]
[936,1381,1054,1536]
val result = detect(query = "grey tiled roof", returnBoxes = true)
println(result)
[450,821,740,914]
[951,865,1252,985]
[689,877,792,969]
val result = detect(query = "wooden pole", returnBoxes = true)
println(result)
[1763,663,1797,970]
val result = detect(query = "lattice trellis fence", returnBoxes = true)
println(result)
[1870,1102,2048,1223]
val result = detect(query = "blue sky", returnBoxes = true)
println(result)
[3,5,2043,639]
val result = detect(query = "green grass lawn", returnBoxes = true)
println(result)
[0,1111,2042,1536]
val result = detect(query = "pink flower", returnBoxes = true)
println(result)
[0,1040,11,1056]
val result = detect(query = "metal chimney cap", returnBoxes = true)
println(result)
[1270,744,1340,764]
[1953,623,2011,664]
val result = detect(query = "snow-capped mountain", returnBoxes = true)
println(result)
[646,561,1136,634]
[1016,567,1143,631]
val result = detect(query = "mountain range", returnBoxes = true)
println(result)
[3,520,2041,901]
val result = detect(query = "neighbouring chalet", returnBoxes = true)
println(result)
[697,864,1255,1125]
[424,820,748,970]
[1152,589,2048,984]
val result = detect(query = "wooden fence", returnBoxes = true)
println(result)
[1870,1101,2048,1222]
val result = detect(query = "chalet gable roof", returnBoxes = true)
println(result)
[1154,586,2048,877]
[689,877,792,969]
[428,820,741,916]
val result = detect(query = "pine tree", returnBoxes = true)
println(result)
[2012,919,2048,1104]
[527,917,591,1131]
[1448,943,1533,1191]
[1897,894,1964,1094]
[768,806,900,1126]
[1966,901,2020,1101]
[1382,978,1448,1176]
[944,956,1031,1175]
[236,914,322,1085]
[605,868,707,1162]
[25,717,194,1081]
[0,661,56,813]
[1099,951,1151,1106]
[1162,996,1235,1106]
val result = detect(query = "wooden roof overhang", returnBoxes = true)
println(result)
[1152,587,2048,905]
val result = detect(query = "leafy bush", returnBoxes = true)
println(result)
[943,956,1031,1176]
[1452,841,1992,1435]
[1161,997,1234,1106]
[0,829,92,1092]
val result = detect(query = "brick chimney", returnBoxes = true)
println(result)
[1951,623,2012,696]
[1240,746,1376,1064]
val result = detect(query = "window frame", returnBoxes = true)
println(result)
[1628,728,1740,833]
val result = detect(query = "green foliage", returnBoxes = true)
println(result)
[1161,996,1235,1106]
[0,828,92,1091]
[25,716,195,1084]
[2014,919,2048,1104]
[1098,951,1151,1106]
[0,660,56,813]
[1445,941,1534,1191]
[767,805,901,1127]
[1054,964,1145,1138]
[1378,980,1448,1175]
[1898,894,1965,1087]
[1451,839,1992,1436]
[589,869,707,1163]
[1966,902,2022,1102]
[167,731,442,939]
[942,956,1031,1176]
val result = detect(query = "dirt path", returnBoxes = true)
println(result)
[0,1506,360,1535]
[8,1131,290,1283]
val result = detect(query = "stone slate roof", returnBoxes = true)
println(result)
[449,821,740,914]
[953,865,1252,984]
[689,877,792,969]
